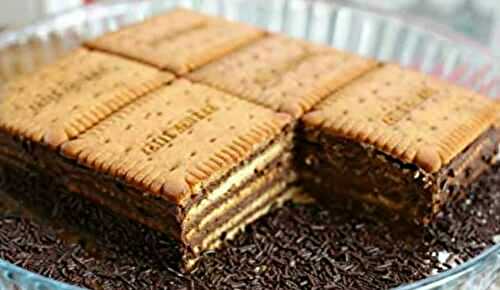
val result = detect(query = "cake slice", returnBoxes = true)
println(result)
[189,35,378,117]
[298,64,500,224]
[85,8,264,75]
[48,80,295,268]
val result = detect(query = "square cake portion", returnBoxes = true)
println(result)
[85,8,264,75]
[298,64,500,224]
[189,35,378,117]
[54,80,295,268]
[0,48,172,149]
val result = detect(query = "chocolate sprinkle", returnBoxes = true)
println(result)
[0,164,499,290]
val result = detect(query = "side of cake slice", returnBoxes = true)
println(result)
[298,64,500,224]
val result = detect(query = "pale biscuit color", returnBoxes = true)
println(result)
[303,64,498,173]
[194,180,292,254]
[189,35,378,117]
[184,187,297,270]
[0,48,172,148]
[61,79,292,204]
[184,151,290,241]
[85,8,264,75]
[184,141,287,231]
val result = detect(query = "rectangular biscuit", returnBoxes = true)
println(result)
[85,8,265,75]
[298,64,500,224]
[37,80,295,268]
[189,35,378,117]
[0,48,173,148]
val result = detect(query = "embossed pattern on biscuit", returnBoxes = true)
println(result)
[303,64,498,173]
[0,48,173,148]
[85,8,264,75]
[189,35,378,118]
[61,80,291,204]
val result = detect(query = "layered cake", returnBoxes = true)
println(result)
[189,35,378,117]
[1,162,499,289]
[56,79,295,267]
[0,47,295,267]
[0,7,499,286]
[85,8,264,75]
[298,64,500,224]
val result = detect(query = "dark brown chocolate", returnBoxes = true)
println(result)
[297,125,500,224]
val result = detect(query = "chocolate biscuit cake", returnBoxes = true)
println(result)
[298,64,500,224]
[1,7,499,283]
[0,57,296,267]
[85,8,264,75]
[57,79,296,267]
[189,35,378,117]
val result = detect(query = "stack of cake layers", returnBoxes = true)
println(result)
[0,8,498,269]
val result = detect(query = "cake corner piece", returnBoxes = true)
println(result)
[298,64,500,224]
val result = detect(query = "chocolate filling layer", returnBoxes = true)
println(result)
[186,160,296,247]
[183,184,296,267]
[182,151,293,235]
[0,141,182,237]
[297,126,500,224]
[183,125,294,213]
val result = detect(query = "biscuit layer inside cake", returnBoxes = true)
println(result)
[180,130,296,261]
[183,153,294,247]
[183,135,290,228]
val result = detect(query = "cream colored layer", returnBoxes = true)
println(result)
[185,141,286,223]
[184,187,298,270]
[209,187,299,249]
[185,164,289,241]
[193,181,291,254]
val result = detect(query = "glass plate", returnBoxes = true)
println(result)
[0,0,499,289]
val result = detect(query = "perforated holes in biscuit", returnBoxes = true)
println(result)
[169,162,181,172]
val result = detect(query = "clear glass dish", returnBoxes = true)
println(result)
[0,0,498,289]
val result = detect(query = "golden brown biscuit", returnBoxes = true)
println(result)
[0,48,172,148]
[303,64,497,173]
[85,8,264,75]
[189,35,378,117]
[61,79,292,203]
